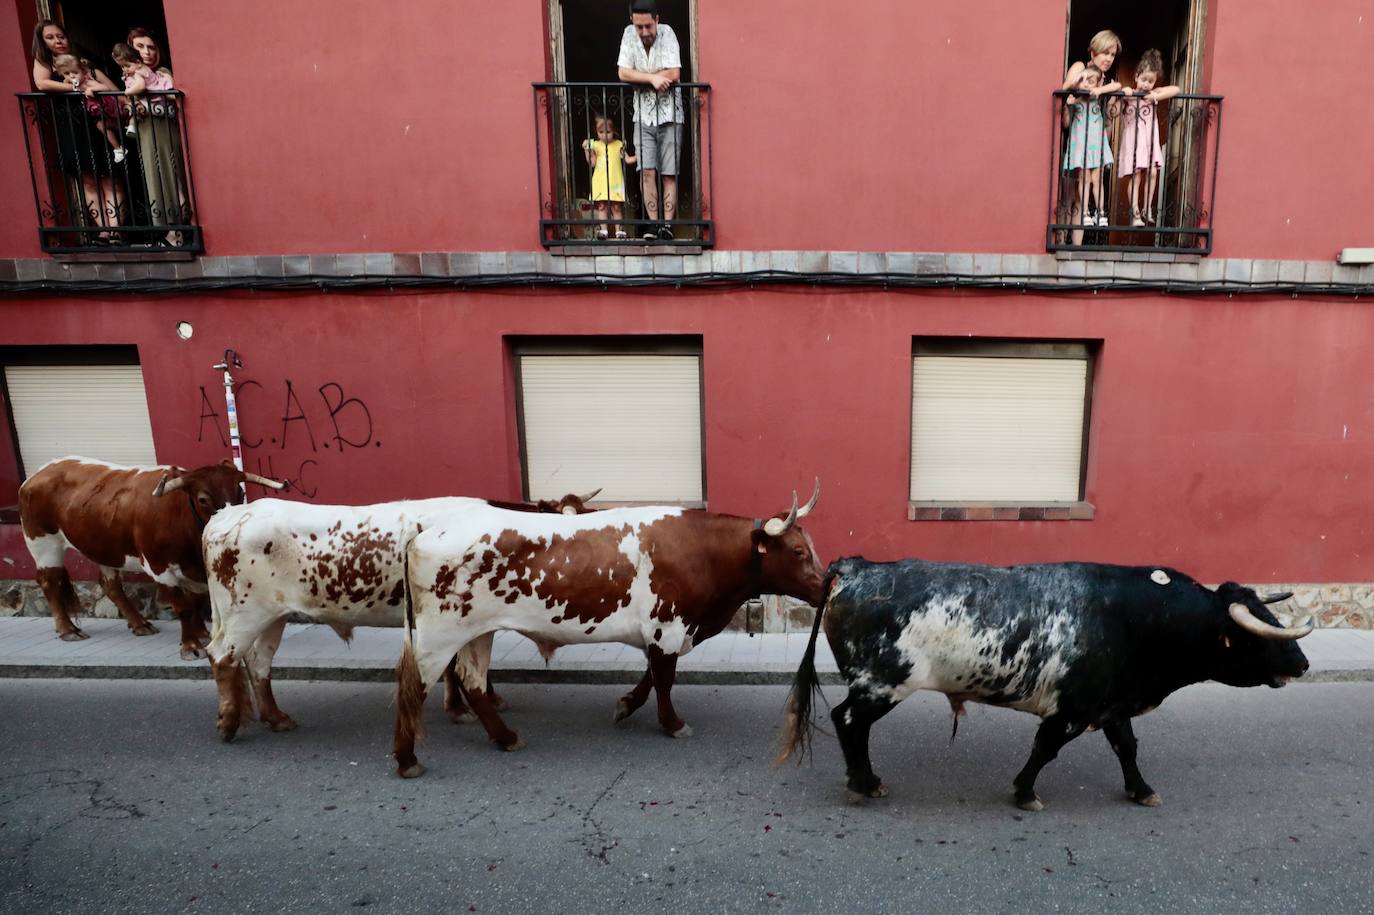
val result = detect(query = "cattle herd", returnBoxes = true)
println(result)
[19,456,1311,811]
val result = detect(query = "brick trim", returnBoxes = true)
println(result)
[1,251,1371,295]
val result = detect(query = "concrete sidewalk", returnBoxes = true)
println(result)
[2,616,1373,684]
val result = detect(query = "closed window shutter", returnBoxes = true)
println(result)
[910,355,1086,501]
[5,365,158,474]
[521,354,703,502]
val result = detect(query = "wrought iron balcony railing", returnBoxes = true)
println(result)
[1048,90,1222,255]
[532,81,712,247]
[16,90,202,255]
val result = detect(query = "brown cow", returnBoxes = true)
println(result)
[18,457,286,658]
[393,483,825,777]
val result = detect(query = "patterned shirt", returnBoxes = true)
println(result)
[617,23,683,127]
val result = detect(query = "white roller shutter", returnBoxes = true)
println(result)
[520,354,702,502]
[910,354,1086,501]
[6,364,158,474]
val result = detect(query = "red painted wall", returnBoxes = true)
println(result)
[2,288,1371,582]
[6,1,1371,258]
[1207,0,1374,259]
[1,3,42,258]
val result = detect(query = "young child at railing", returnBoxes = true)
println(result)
[1118,49,1180,226]
[1062,65,1115,233]
[51,53,127,163]
[581,116,637,240]
[113,42,174,122]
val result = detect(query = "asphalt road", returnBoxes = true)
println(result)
[0,678,1370,914]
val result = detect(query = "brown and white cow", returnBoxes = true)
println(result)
[202,491,597,741]
[392,483,826,778]
[18,457,286,658]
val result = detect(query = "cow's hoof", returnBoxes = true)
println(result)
[445,707,478,725]
[398,762,426,779]
[266,716,297,733]
[1131,791,1163,808]
[499,736,526,753]
[218,726,238,744]
[1015,794,1045,812]
[668,722,693,738]
[132,623,159,636]
[613,699,634,723]
[180,646,206,661]
[59,630,89,642]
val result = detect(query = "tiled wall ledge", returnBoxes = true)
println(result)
[2,579,1370,633]
[1,251,1371,296]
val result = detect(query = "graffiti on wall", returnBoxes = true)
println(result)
[197,380,381,499]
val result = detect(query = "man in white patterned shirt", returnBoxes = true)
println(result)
[617,0,682,240]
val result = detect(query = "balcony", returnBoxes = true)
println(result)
[1048,91,1222,256]
[532,81,712,248]
[16,90,202,256]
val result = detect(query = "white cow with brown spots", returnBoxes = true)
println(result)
[393,484,826,778]
[203,492,595,741]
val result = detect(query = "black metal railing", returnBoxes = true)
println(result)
[533,81,712,247]
[1047,91,1222,255]
[16,90,202,255]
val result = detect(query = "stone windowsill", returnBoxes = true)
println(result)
[908,501,1095,521]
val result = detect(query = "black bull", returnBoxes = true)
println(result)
[777,557,1311,810]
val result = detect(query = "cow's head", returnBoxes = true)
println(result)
[1211,583,1310,688]
[750,480,826,605]
[539,488,602,516]
[152,460,287,524]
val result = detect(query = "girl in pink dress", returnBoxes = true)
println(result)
[1118,49,1179,226]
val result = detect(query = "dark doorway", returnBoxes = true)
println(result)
[1064,0,1203,92]
[558,0,691,82]
[546,0,704,242]
[52,0,172,76]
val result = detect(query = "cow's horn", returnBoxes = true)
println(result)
[797,478,821,519]
[243,472,287,491]
[1228,603,1312,641]
[153,472,187,497]
[763,492,800,536]
[575,488,602,503]
[1260,591,1294,605]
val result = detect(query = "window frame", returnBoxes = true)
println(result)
[907,338,1097,521]
[0,344,146,523]
[509,335,707,507]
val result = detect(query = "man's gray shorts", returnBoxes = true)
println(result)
[633,121,684,175]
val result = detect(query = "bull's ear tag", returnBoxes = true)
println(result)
[1151,570,1170,585]
[757,542,768,554]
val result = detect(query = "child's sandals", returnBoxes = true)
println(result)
[614,228,628,239]
[595,227,609,240]
[1131,207,1145,227]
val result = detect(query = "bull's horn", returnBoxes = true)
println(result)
[797,478,821,519]
[1228,603,1312,641]
[763,491,800,536]
[243,472,288,491]
[575,488,602,503]
[153,472,187,497]
[1260,591,1294,605]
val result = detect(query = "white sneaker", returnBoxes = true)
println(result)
[113,147,127,163]
[124,122,136,137]
[1096,212,1109,226]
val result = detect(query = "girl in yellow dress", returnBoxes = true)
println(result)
[582,116,636,239]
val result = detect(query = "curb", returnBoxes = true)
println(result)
[0,664,1367,685]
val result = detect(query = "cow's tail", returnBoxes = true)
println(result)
[395,544,427,745]
[775,569,837,767]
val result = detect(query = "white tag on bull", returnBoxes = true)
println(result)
[1151,570,1170,585]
